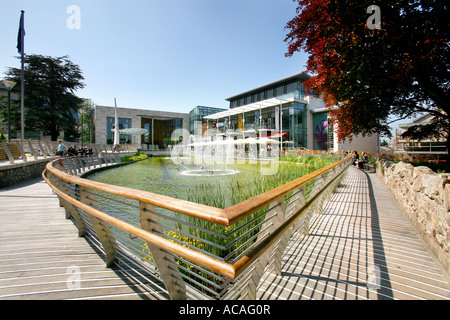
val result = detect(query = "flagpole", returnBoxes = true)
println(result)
[18,10,25,140]
[113,98,120,150]
[20,35,24,140]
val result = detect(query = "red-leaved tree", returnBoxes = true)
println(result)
[285,0,449,160]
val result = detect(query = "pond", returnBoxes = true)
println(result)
[86,155,339,209]
[82,154,340,267]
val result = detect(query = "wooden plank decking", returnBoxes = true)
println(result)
[0,177,156,300]
[0,166,449,300]
[257,166,450,300]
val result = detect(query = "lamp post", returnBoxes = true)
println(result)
[1,80,17,141]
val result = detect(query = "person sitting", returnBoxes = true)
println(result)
[358,152,368,169]
[67,146,77,157]
[352,151,359,166]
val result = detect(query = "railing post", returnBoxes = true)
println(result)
[80,186,117,267]
[47,168,87,236]
[62,158,74,175]
[44,141,53,156]
[15,141,27,162]
[27,141,38,160]
[75,157,83,174]
[241,197,286,300]
[73,158,82,175]
[139,202,187,300]
[37,141,47,157]
[60,197,87,237]
[1,142,15,164]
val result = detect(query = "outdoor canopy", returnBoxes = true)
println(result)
[111,128,149,135]
[202,96,299,120]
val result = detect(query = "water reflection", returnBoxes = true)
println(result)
[85,157,262,226]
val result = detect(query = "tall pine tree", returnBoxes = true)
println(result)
[5,54,85,141]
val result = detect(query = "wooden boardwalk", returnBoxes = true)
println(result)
[0,167,449,300]
[258,166,450,300]
[0,178,157,300]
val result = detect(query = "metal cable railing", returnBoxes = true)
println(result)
[43,154,352,300]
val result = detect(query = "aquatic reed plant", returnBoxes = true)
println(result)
[184,155,340,260]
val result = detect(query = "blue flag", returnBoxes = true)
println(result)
[17,11,25,54]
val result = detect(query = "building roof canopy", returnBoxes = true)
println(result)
[225,71,311,101]
[203,97,298,120]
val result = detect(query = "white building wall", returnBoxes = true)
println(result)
[334,131,380,155]
[304,95,380,154]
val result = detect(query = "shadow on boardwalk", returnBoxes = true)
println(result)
[258,166,450,300]
[0,178,163,300]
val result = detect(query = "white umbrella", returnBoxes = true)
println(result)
[233,139,246,145]
[244,137,258,144]
[118,128,148,135]
[258,137,280,144]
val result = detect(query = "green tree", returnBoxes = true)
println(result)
[78,99,95,144]
[5,54,85,141]
[0,96,21,138]
[285,0,449,158]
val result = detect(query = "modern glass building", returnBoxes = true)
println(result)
[92,72,379,154]
[203,72,319,150]
[202,71,379,153]
[189,106,227,135]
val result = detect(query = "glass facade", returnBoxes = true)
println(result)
[202,73,316,149]
[196,72,322,149]
[139,117,184,150]
[209,102,307,148]
[163,118,183,148]
[229,80,306,109]
[106,117,132,144]
[189,106,227,135]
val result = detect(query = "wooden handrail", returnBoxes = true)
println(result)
[231,169,342,278]
[45,156,351,226]
[43,171,237,279]
[46,160,229,225]
[43,157,349,280]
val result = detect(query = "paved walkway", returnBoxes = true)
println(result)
[0,166,449,300]
[258,166,450,300]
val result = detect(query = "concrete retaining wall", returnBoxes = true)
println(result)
[377,159,450,273]
[0,158,56,188]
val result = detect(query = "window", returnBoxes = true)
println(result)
[276,85,284,97]
[106,117,132,144]
[286,81,296,94]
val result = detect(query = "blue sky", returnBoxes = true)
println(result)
[0,0,308,113]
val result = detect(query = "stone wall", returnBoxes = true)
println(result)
[0,158,55,188]
[377,159,450,273]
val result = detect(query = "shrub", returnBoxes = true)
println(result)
[121,152,148,163]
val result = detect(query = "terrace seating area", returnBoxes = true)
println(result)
[0,140,114,165]
[0,142,22,162]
